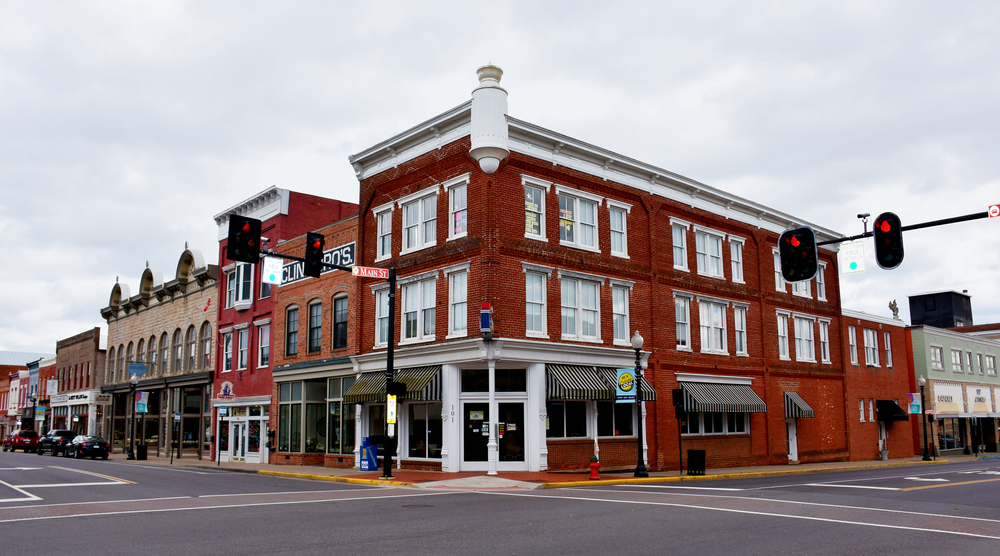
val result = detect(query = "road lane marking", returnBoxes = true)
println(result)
[0,468,45,471]
[901,477,1000,491]
[49,465,136,484]
[198,489,358,498]
[802,483,900,491]
[622,485,745,491]
[904,477,948,482]
[0,479,42,503]
[17,482,129,488]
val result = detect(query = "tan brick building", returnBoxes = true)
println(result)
[100,248,218,459]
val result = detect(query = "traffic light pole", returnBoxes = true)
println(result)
[816,210,991,246]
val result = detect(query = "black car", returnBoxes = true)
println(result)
[37,429,78,456]
[64,435,110,459]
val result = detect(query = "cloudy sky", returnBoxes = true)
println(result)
[2,2,997,353]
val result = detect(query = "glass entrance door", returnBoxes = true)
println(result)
[498,402,524,462]
[231,422,246,462]
[463,402,489,462]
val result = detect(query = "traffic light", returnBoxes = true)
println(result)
[226,216,262,263]
[778,226,818,283]
[304,232,325,278]
[873,212,904,269]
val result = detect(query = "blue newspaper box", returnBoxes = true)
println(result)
[360,438,378,471]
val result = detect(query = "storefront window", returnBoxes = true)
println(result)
[460,369,526,392]
[219,420,229,452]
[248,420,261,453]
[278,382,302,452]
[596,402,634,437]
[937,418,966,450]
[327,376,356,455]
[546,401,587,438]
[407,402,442,458]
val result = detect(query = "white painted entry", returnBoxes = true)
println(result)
[786,418,798,462]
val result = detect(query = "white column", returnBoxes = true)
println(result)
[87,404,98,435]
[487,358,498,476]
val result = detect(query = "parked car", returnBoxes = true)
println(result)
[2,429,39,452]
[64,435,111,460]
[37,429,78,456]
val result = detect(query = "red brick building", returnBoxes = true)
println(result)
[212,187,358,464]
[51,328,107,436]
[268,213,360,467]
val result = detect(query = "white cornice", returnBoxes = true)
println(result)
[842,308,906,328]
[213,187,291,240]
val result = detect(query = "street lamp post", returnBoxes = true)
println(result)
[919,376,932,461]
[28,396,37,433]
[126,374,138,461]
[631,331,648,478]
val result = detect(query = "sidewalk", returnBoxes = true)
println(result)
[102,448,978,490]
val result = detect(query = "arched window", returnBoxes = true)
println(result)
[126,342,135,379]
[200,322,212,369]
[160,332,169,375]
[148,336,157,372]
[117,344,125,382]
[107,347,115,383]
[136,339,145,364]
[186,325,197,370]
[173,329,183,373]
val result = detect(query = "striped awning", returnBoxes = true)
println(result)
[784,392,815,419]
[680,382,766,413]
[343,366,441,403]
[597,368,657,401]
[545,365,656,401]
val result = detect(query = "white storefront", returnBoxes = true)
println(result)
[49,390,110,436]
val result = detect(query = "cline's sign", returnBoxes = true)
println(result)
[352,266,389,279]
[282,242,355,285]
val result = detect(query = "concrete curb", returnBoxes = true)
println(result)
[542,459,950,489]
[258,469,412,487]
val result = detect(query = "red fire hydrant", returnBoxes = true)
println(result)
[589,455,600,480]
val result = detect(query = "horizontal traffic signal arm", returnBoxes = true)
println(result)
[815,210,991,247]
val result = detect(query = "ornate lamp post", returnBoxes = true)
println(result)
[126,374,138,460]
[919,376,932,461]
[631,331,648,478]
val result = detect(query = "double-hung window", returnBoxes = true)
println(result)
[561,274,601,341]
[694,227,725,279]
[557,186,601,251]
[608,201,630,258]
[675,292,692,350]
[792,279,810,298]
[400,190,437,254]
[523,175,551,240]
[966,351,974,373]
[951,349,963,372]
[332,296,348,349]
[773,248,786,292]
[734,305,748,355]
[863,329,879,367]
[285,307,299,357]
[794,317,815,362]
[986,355,997,376]
[816,263,827,301]
[977,353,985,375]
[730,237,745,283]
[611,284,630,345]
[445,264,469,337]
[699,298,727,354]
[848,326,858,365]
[257,324,270,368]
[884,332,893,368]
[402,277,436,342]
[237,328,249,370]
[671,218,690,271]
[819,320,831,363]
[226,263,253,309]
[524,264,550,337]
[444,174,469,241]
[930,346,944,370]
[777,312,790,360]
[222,332,233,372]
[308,301,322,353]
[374,203,394,262]
[374,288,389,347]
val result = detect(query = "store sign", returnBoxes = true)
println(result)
[386,394,397,424]
[616,368,636,403]
[95,394,112,405]
[966,384,993,414]
[282,242,355,285]
[47,379,58,397]
[218,381,236,400]
[933,383,963,414]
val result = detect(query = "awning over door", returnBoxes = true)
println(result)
[784,392,815,419]
[876,399,910,422]
[344,366,441,403]
[680,382,766,413]
[545,365,657,401]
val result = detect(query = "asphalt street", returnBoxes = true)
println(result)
[1,450,997,555]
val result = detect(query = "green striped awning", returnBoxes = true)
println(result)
[681,382,766,413]
[784,392,815,419]
[597,367,657,401]
[343,366,441,403]
[547,365,612,400]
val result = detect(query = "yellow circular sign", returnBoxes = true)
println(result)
[618,372,635,392]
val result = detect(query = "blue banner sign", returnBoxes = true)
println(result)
[616,368,636,404]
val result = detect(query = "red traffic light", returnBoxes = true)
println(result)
[873,212,904,269]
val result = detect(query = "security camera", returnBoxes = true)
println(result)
[857,213,870,219]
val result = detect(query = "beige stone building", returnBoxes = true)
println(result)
[100,248,218,459]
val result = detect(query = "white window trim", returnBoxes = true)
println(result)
[733,303,749,357]
[237,328,249,370]
[674,290,694,352]
[884,331,894,369]
[222,332,233,373]
[399,277,437,345]
[524,270,549,339]
[556,184,604,253]
[607,199,631,259]
[522,175,551,242]
[986,354,997,376]
[228,263,254,311]
[792,277,812,299]
[373,201,395,263]
[444,262,470,339]
[671,218,691,272]
[611,285,630,347]
[698,298,729,355]
[371,283,390,349]
[776,310,791,361]
[819,318,832,364]
[557,268,607,286]
[681,411,750,436]
[848,325,858,365]
[693,225,727,280]
[793,315,816,362]
[950,348,963,372]
[868,398,875,423]
[772,247,787,293]
[397,186,440,255]
[816,262,828,301]
[863,329,880,367]
[929,344,945,371]
[257,324,270,369]
[443,173,470,242]
[730,236,745,284]
[560,276,602,343]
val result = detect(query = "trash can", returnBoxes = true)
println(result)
[687,449,706,476]
[136,445,147,460]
